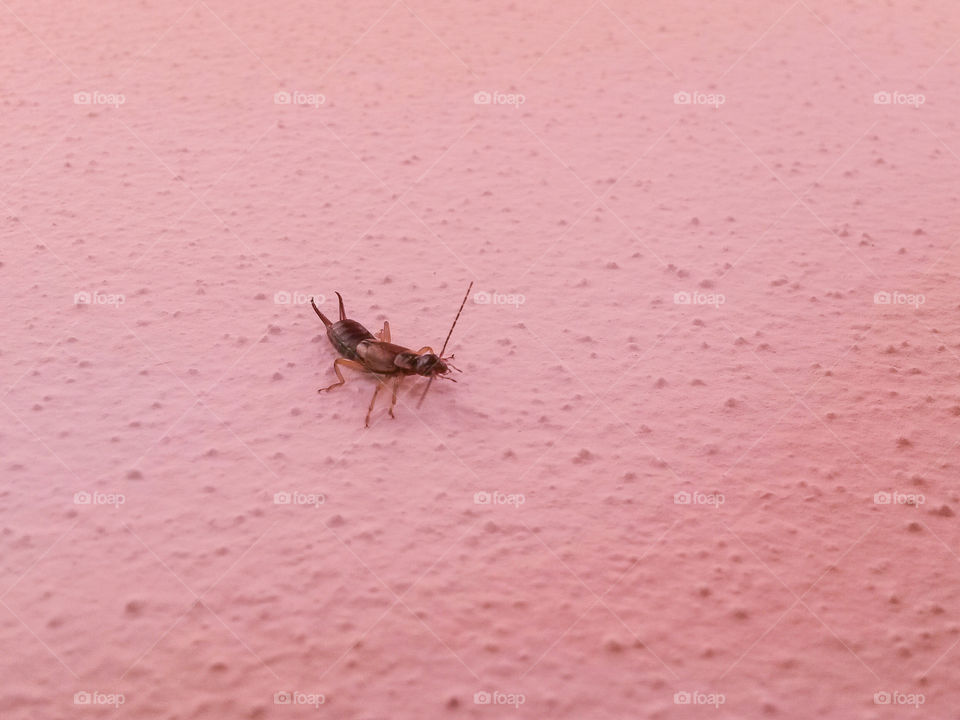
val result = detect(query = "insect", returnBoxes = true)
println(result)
[311,282,473,427]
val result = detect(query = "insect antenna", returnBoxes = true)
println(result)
[418,281,473,408]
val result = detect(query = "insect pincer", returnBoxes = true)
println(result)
[311,297,332,327]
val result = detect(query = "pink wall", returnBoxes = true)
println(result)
[2,1,959,717]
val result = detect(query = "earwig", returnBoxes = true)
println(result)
[311,282,473,427]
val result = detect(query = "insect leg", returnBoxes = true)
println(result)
[389,375,402,419]
[415,346,435,355]
[376,321,391,342]
[365,379,386,428]
[319,358,368,392]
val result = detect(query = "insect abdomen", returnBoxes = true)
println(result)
[327,320,374,361]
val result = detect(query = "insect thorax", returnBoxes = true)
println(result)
[395,352,444,376]
[391,352,419,372]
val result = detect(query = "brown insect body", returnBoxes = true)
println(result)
[356,342,447,376]
[312,284,472,426]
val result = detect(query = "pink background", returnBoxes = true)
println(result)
[2,1,960,718]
